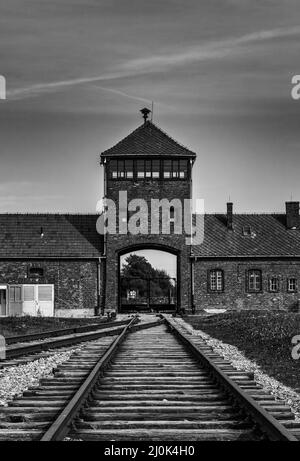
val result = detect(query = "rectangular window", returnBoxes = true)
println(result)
[152,160,160,178]
[163,160,172,178]
[9,286,22,302]
[287,278,297,292]
[163,159,188,179]
[24,285,35,302]
[29,267,44,278]
[172,160,179,178]
[248,270,262,292]
[110,160,118,179]
[38,285,53,302]
[137,159,145,178]
[110,159,133,179]
[209,270,224,292]
[145,160,152,178]
[269,277,279,292]
[137,159,161,179]
[125,160,133,178]
[179,160,187,178]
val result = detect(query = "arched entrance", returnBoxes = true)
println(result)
[118,246,178,312]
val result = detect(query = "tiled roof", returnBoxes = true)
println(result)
[101,121,196,158]
[0,214,103,258]
[192,214,300,257]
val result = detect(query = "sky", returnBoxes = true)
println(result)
[120,250,177,279]
[0,0,300,213]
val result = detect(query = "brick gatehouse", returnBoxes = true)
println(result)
[0,111,299,316]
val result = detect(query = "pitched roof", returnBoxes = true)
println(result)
[101,121,196,158]
[192,214,300,257]
[0,214,103,258]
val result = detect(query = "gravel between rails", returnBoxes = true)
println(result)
[173,316,300,422]
[0,344,84,407]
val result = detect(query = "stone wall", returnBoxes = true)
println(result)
[194,259,300,311]
[0,260,98,314]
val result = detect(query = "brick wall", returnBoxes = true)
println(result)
[104,176,192,311]
[0,260,98,313]
[194,259,300,311]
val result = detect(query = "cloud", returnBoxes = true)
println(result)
[6,25,300,101]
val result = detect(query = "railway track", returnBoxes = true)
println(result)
[0,318,136,368]
[0,315,299,442]
[5,319,132,345]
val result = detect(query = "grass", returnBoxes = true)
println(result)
[0,316,107,338]
[184,311,300,392]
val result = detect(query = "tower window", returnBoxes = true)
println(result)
[209,269,224,292]
[287,278,297,292]
[247,269,262,292]
[163,159,188,179]
[163,160,172,178]
[137,159,160,179]
[179,160,188,178]
[110,159,133,179]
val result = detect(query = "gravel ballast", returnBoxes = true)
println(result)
[173,316,300,421]
[0,347,82,407]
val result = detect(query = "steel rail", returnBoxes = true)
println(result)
[40,316,164,441]
[2,320,139,362]
[6,319,131,345]
[162,315,298,442]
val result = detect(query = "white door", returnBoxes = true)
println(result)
[22,285,54,317]
[23,285,37,316]
[9,285,22,316]
[37,285,54,317]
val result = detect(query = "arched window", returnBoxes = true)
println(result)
[247,269,262,292]
[209,269,224,292]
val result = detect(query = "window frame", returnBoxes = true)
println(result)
[287,277,298,293]
[247,269,262,293]
[28,267,45,279]
[109,159,134,180]
[163,159,189,180]
[109,158,190,181]
[9,286,22,303]
[269,276,280,293]
[208,269,224,293]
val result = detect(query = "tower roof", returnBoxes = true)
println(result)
[101,121,196,159]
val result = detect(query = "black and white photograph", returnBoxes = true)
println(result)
[0,0,300,448]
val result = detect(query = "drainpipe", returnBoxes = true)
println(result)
[190,255,196,314]
[96,257,101,316]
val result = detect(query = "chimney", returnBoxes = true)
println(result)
[227,202,233,230]
[286,202,299,229]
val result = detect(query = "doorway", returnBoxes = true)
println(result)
[0,286,7,316]
[119,248,178,312]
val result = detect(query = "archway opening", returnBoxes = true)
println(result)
[119,249,177,312]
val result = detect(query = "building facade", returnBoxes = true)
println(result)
[0,114,299,316]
